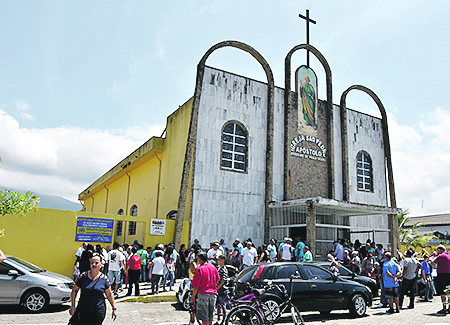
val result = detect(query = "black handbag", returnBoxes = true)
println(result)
[68,309,81,325]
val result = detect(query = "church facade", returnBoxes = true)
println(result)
[79,41,401,258]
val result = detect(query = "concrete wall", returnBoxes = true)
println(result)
[1,208,175,278]
[191,67,282,247]
[347,109,387,205]
[346,109,389,245]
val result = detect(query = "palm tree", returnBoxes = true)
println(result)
[399,211,437,246]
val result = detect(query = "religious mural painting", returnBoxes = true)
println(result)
[286,64,328,200]
[290,65,326,163]
[296,65,318,135]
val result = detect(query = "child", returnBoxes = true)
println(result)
[216,255,229,322]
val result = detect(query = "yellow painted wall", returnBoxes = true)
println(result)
[1,208,175,278]
[106,176,128,215]
[158,98,193,221]
[127,154,160,219]
[92,187,107,213]
[79,98,193,249]
[400,244,448,255]
[83,197,93,212]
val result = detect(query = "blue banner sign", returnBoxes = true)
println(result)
[75,217,114,243]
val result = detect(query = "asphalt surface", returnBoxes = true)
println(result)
[1,296,450,325]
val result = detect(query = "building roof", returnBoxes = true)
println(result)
[78,136,165,201]
[405,213,450,227]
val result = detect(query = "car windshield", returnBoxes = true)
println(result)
[235,265,260,282]
[7,256,44,273]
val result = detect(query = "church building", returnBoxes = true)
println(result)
[79,40,402,258]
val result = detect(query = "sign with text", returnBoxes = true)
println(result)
[290,134,327,162]
[150,219,166,236]
[75,217,114,243]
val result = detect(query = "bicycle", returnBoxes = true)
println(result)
[195,283,267,325]
[224,271,305,325]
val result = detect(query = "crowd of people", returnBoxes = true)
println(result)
[69,236,450,323]
[324,238,450,316]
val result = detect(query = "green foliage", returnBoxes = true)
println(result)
[0,189,39,239]
[399,210,437,246]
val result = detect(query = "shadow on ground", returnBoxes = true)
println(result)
[0,303,70,315]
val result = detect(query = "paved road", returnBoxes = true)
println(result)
[1,298,450,325]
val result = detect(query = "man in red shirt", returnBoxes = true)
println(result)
[190,252,219,325]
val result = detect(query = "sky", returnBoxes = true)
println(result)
[1,1,449,217]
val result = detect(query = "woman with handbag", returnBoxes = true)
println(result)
[69,253,117,324]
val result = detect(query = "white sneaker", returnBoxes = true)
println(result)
[377,302,384,307]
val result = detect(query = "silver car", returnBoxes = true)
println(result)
[0,255,74,312]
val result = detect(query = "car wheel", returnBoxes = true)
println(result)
[22,289,49,313]
[349,294,366,317]
[261,298,281,322]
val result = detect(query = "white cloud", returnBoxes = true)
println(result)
[390,108,450,216]
[19,112,36,121]
[15,99,36,121]
[0,109,164,202]
[15,99,31,112]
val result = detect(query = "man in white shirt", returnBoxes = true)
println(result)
[281,239,293,261]
[241,242,258,268]
[75,242,87,261]
[108,242,125,297]
[267,238,278,263]
[207,242,220,263]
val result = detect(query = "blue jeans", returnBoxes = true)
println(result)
[140,266,147,282]
[163,270,174,290]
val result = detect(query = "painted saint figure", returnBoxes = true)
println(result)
[299,73,316,129]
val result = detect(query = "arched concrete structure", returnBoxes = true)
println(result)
[174,40,275,247]
[340,85,399,249]
[284,44,334,200]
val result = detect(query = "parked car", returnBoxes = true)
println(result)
[234,262,372,319]
[316,262,378,297]
[0,255,74,312]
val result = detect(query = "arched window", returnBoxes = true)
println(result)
[129,205,138,236]
[116,221,123,236]
[221,121,247,172]
[356,151,373,192]
[118,209,124,215]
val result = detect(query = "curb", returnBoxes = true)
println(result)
[116,292,178,304]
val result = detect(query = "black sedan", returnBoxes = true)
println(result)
[234,262,372,319]
[316,262,378,297]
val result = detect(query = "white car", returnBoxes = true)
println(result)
[0,255,74,312]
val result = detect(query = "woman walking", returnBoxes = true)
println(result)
[69,253,117,324]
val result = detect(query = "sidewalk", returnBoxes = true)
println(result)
[114,279,178,304]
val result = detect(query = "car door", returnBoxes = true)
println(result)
[301,264,345,310]
[270,264,310,311]
[0,262,24,303]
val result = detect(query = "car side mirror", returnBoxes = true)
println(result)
[351,272,356,279]
[8,270,19,276]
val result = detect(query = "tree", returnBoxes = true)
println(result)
[0,190,39,238]
[0,157,39,238]
[398,211,436,246]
